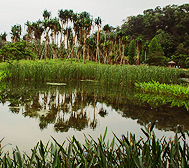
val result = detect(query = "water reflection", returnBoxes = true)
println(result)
[0,81,189,133]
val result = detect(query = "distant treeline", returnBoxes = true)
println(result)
[0,4,189,67]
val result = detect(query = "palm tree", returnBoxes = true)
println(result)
[103,40,111,64]
[58,9,66,58]
[42,9,51,60]
[64,9,74,55]
[79,12,92,64]
[109,32,116,56]
[70,13,80,64]
[94,16,102,63]
[31,20,44,59]
[49,17,60,61]
[103,24,112,42]
[25,21,33,44]
[1,32,7,46]
[11,24,21,43]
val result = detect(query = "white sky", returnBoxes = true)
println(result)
[0,0,188,41]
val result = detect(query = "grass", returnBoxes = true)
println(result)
[0,59,185,86]
[0,123,188,167]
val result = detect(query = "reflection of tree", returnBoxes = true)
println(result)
[1,81,189,133]
[54,112,69,132]
[90,94,98,130]
[69,111,88,131]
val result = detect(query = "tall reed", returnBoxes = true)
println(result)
[2,60,184,85]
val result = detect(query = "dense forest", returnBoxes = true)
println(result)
[0,3,189,67]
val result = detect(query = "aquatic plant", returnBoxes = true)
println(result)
[135,80,189,99]
[1,60,184,85]
[0,124,188,167]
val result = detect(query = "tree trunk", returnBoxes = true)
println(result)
[96,26,99,63]
[59,22,64,59]
[83,30,86,64]
[137,44,140,65]
[120,45,125,65]
[145,50,147,64]
[70,34,76,64]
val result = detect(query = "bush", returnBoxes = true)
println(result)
[0,41,35,63]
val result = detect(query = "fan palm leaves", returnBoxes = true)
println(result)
[10,24,21,43]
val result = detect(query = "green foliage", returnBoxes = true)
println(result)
[0,41,35,63]
[121,4,189,67]
[128,39,136,64]
[0,126,188,167]
[148,37,165,65]
[135,80,189,98]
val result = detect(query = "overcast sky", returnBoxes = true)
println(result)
[0,0,188,41]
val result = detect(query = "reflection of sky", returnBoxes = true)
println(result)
[0,102,178,155]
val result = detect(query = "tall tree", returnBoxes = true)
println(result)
[58,9,66,58]
[94,16,102,63]
[31,20,44,59]
[128,39,136,64]
[103,24,112,42]
[11,24,21,43]
[43,9,51,60]
[136,37,143,65]
[79,11,92,64]
[148,37,165,65]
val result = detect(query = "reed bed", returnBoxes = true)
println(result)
[0,124,188,167]
[2,60,184,85]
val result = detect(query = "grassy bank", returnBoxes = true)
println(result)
[0,125,188,167]
[1,59,184,85]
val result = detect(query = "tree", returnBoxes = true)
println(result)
[148,37,165,65]
[58,9,66,58]
[49,17,60,61]
[31,20,44,59]
[11,24,21,43]
[64,9,74,54]
[95,16,102,63]
[121,36,128,65]
[136,37,143,65]
[43,9,51,60]
[70,13,80,64]
[103,24,112,42]
[143,41,149,63]
[128,39,136,64]
[79,12,92,64]
[25,21,33,44]
[0,32,7,47]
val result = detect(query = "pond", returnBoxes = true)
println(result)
[0,81,189,154]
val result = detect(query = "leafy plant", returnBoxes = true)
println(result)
[0,41,35,63]
[0,125,188,167]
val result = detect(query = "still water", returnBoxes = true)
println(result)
[0,81,188,153]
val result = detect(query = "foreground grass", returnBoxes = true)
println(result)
[0,124,188,167]
[1,59,185,85]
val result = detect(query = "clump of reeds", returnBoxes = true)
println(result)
[0,123,188,167]
[2,60,184,85]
